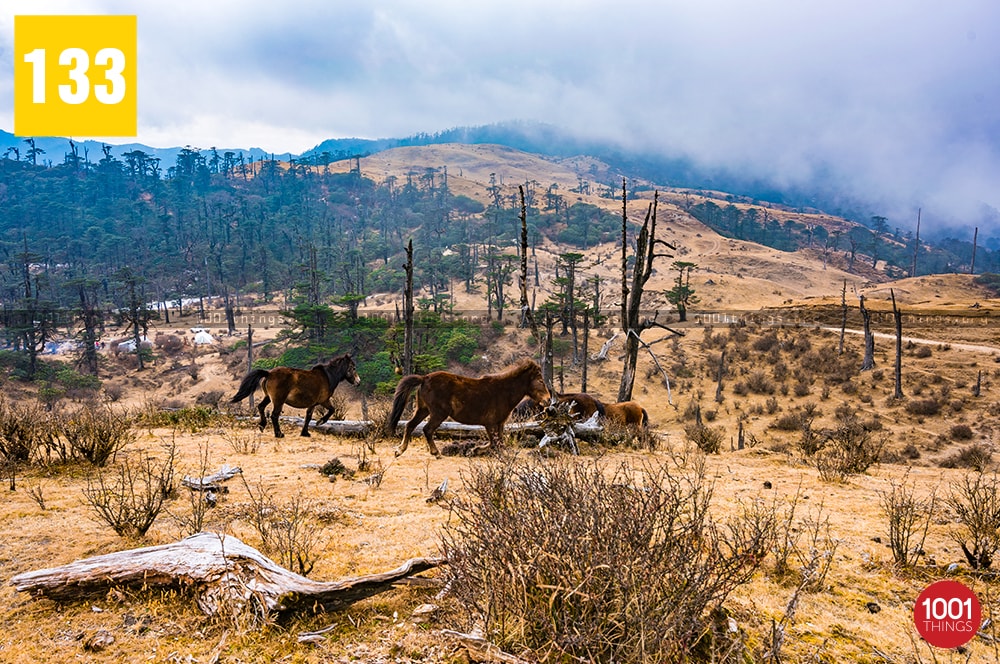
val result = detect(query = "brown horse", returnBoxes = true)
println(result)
[231,354,360,437]
[514,392,605,420]
[603,401,649,427]
[388,359,551,457]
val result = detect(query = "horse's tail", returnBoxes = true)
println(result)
[641,407,649,427]
[387,374,423,434]
[593,398,607,417]
[231,368,269,403]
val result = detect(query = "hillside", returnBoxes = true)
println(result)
[2,142,1000,663]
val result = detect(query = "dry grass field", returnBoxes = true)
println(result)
[2,145,1000,662]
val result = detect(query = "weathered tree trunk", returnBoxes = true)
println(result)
[971,226,978,275]
[246,324,255,410]
[10,532,444,619]
[859,294,875,371]
[404,239,414,375]
[581,310,589,393]
[838,280,847,356]
[891,289,903,398]
[911,208,921,277]
[715,349,726,403]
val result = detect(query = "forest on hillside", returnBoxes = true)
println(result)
[0,140,622,386]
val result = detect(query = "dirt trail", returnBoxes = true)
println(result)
[821,326,1000,355]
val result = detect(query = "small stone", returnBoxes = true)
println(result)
[763,481,772,489]
[865,602,881,614]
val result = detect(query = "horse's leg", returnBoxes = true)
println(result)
[315,400,334,425]
[257,395,271,431]
[300,406,314,437]
[270,398,285,438]
[422,412,446,458]
[395,405,428,457]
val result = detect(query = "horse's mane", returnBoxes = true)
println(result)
[489,358,539,379]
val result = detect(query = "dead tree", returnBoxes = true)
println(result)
[617,182,676,402]
[911,208,921,277]
[890,289,903,398]
[838,279,847,355]
[403,239,414,375]
[518,185,538,339]
[715,349,726,403]
[859,294,875,371]
[10,532,444,619]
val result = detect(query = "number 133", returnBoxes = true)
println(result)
[23,47,127,105]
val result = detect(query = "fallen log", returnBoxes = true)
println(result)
[181,464,242,492]
[10,532,445,619]
[284,417,606,441]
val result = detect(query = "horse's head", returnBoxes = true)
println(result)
[343,354,361,386]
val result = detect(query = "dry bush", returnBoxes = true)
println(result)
[59,406,135,467]
[906,398,941,417]
[913,345,933,359]
[221,422,263,455]
[82,444,176,537]
[685,423,725,454]
[814,408,886,481]
[947,471,1000,569]
[939,444,993,471]
[0,399,47,464]
[950,424,975,441]
[443,455,772,663]
[878,472,936,568]
[746,370,776,395]
[601,420,658,451]
[240,477,324,577]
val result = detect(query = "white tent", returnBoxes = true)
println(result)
[193,331,215,345]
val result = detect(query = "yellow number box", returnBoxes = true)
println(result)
[14,15,137,137]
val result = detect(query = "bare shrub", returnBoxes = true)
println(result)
[913,345,933,359]
[685,423,724,454]
[240,477,324,576]
[906,398,941,417]
[82,444,176,537]
[950,424,974,441]
[0,399,46,464]
[772,413,802,432]
[170,443,214,537]
[746,370,776,395]
[221,423,263,455]
[939,444,993,471]
[602,420,658,451]
[814,408,886,481]
[947,471,1000,569]
[878,472,936,568]
[442,455,772,662]
[59,407,135,467]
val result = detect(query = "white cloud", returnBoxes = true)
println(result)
[2,0,999,233]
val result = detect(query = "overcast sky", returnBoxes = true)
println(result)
[2,1,999,234]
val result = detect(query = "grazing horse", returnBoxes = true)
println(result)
[388,359,551,458]
[603,401,649,427]
[514,392,605,420]
[231,354,360,437]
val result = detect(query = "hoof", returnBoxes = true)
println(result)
[275,432,285,439]
[394,448,404,457]
[301,431,311,437]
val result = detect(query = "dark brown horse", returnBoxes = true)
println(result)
[603,401,649,427]
[514,392,605,420]
[388,359,551,457]
[231,354,360,437]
